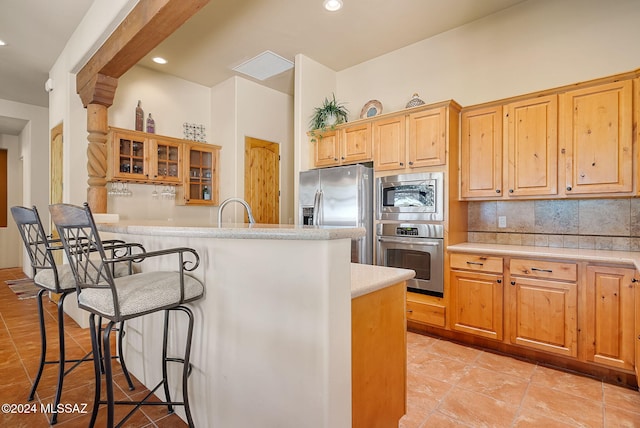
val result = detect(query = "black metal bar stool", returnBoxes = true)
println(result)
[50,203,204,428]
[10,205,141,425]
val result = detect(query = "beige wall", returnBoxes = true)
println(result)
[335,0,640,118]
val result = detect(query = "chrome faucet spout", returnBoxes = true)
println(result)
[217,198,256,225]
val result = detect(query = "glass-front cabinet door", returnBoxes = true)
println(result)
[178,142,220,205]
[110,130,149,181]
[150,139,182,183]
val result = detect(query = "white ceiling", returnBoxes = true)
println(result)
[0,0,525,135]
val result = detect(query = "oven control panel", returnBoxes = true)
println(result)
[396,227,419,236]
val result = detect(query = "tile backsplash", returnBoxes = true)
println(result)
[468,199,640,251]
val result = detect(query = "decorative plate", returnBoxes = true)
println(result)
[360,100,383,118]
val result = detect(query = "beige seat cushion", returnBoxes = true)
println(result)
[77,271,204,319]
[34,262,131,292]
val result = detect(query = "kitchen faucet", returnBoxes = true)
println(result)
[217,197,256,225]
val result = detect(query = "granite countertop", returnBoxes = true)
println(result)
[96,220,365,241]
[448,242,640,271]
[351,263,415,298]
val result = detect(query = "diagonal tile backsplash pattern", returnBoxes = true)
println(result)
[468,199,640,251]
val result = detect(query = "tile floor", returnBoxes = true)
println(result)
[2,266,640,427]
[0,267,187,427]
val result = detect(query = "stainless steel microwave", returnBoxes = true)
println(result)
[376,172,444,221]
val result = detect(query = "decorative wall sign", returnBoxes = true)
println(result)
[183,123,207,142]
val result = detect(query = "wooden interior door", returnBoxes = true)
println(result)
[50,123,63,265]
[244,137,279,224]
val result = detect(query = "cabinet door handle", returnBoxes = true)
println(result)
[511,281,516,286]
[399,162,404,166]
[407,309,413,313]
[466,261,484,266]
[632,278,638,283]
[496,279,502,284]
[531,267,553,273]
[566,186,572,191]
[408,161,414,166]
[496,189,501,194]
[509,189,514,193]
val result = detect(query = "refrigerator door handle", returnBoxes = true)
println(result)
[313,190,320,226]
[314,190,323,226]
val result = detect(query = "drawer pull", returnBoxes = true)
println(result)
[466,261,484,266]
[407,309,413,313]
[531,267,553,273]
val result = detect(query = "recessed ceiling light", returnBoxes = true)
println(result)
[323,0,343,11]
[152,57,168,64]
[0,40,6,46]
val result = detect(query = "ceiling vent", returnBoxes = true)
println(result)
[232,50,294,81]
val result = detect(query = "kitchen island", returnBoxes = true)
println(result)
[96,221,414,428]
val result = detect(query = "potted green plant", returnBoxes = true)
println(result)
[309,93,349,141]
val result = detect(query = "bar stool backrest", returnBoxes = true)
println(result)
[11,205,63,292]
[49,203,121,315]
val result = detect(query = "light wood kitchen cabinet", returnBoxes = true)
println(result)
[507,258,578,357]
[407,106,447,168]
[108,128,150,181]
[406,293,445,327]
[449,253,504,340]
[373,115,406,171]
[311,124,372,168]
[108,127,184,185]
[505,95,558,197]
[176,142,220,206]
[312,129,340,167]
[560,79,633,195]
[149,138,182,184]
[460,105,503,198]
[584,265,635,370]
[341,122,372,164]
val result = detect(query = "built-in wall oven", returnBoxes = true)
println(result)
[376,223,444,297]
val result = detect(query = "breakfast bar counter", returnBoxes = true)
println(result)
[95,221,413,428]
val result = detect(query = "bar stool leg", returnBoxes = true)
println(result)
[179,306,196,428]
[88,314,102,428]
[50,292,71,425]
[162,309,174,415]
[117,321,135,390]
[102,321,117,428]
[28,289,48,402]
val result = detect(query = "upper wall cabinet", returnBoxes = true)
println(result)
[560,79,633,195]
[108,129,150,181]
[460,73,637,201]
[374,103,459,172]
[311,124,372,168]
[460,105,503,198]
[505,95,558,197]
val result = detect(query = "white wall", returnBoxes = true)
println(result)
[236,78,294,223]
[0,134,24,268]
[336,0,640,117]
[106,65,215,222]
[0,100,48,270]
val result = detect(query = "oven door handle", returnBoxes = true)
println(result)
[377,237,441,246]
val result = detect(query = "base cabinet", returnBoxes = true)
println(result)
[585,265,635,370]
[450,270,503,340]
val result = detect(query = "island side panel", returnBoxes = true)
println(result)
[102,231,352,428]
[352,281,407,427]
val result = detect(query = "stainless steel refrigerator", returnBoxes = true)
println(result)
[299,164,373,264]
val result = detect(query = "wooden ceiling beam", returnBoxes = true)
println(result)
[76,0,209,107]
